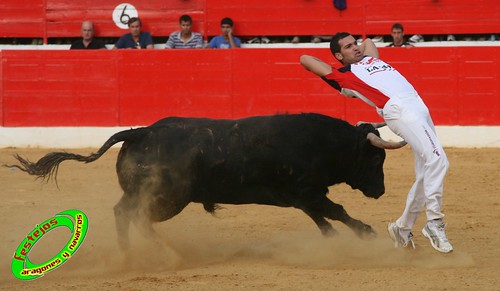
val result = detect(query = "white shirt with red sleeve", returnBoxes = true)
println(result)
[321,56,416,110]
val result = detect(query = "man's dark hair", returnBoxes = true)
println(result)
[180,14,192,24]
[221,17,234,27]
[128,17,141,27]
[391,23,404,32]
[330,32,351,55]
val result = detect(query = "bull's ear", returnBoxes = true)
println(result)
[356,123,374,135]
[356,123,380,142]
[357,121,386,128]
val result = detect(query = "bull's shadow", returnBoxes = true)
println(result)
[6,113,405,250]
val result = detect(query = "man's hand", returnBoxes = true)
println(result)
[227,27,239,48]
[361,38,379,58]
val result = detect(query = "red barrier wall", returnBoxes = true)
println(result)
[1,0,499,40]
[1,47,499,127]
[0,0,46,38]
[205,0,500,37]
[45,0,206,40]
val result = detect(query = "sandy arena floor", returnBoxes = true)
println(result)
[0,147,499,290]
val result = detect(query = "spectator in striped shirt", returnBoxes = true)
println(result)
[165,15,203,49]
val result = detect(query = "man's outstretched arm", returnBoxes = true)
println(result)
[300,55,333,77]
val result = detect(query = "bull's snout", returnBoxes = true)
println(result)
[365,187,385,199]
[374,188,385,199]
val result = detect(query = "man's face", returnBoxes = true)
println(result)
[81,24,94,42]
[221,24,232,36]
[180,21,192,35]
[129,21,141,37]
[335,35,363,65]
[391,28,404,44]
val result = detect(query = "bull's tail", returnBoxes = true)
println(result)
[5,127,148,182]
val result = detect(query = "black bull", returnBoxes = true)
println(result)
[8,113,406,249]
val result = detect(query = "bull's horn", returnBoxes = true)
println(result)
[357,121,386,128]
[367,132,407,149]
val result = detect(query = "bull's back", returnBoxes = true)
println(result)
[116,113,358,204]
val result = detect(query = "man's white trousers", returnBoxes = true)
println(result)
[382,93,449,233]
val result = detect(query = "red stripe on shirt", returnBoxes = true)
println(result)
[323,69,390,108]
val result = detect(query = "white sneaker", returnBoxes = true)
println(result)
[422,220,453,253]
[387,222,415,249]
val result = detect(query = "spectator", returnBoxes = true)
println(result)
[207,17,241,49]
[113,17,153,49]
[70,21,106,49]
[387,23,414,47]
[165,15,203,49]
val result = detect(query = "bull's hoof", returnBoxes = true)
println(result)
[322,227,340,237]
[118,239,131,252]
[360,229,378,240]
[356,224,377,239]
